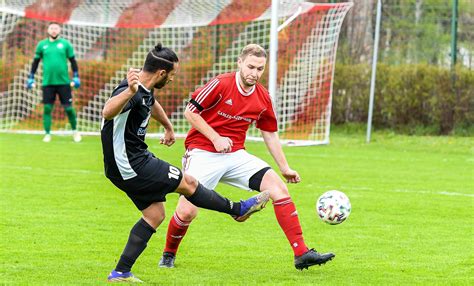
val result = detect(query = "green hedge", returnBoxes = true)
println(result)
[332,64,474,135]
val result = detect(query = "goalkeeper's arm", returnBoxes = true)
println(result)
[30,58,40,75]
[69,57,80,88]
[26,58,40,89]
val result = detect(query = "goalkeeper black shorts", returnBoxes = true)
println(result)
[42,84,72,106]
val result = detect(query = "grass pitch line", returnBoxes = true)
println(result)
[4,166,471,197]
[318,185,473,197]
[392,189,474,197]
[1,165,103,175]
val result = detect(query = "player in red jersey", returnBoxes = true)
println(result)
[159,44,334,270]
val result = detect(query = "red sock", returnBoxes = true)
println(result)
[163,213,191,255]
[273,197,308,256]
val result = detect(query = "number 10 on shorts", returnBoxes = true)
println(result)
[168,166,180,180]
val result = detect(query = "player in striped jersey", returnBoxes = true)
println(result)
[102,44,269,283]
[160,44,335,271]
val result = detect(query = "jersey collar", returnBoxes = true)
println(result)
[138,82,151,94]
[235,72,255,97]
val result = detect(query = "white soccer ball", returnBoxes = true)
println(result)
[316,190,351,225]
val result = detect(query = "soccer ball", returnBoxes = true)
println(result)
[316,190,351,225]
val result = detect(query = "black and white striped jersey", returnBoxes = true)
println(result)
[101,79,155,180]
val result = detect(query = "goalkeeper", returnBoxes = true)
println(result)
[26,22,81,143]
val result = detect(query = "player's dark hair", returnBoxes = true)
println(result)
[48,22,61,27]
[143,43,179,73]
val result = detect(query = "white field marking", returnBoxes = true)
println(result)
[316,185,474,198]
[392,189,474,197]
[1,165,103,175]
[315,185,372,191]
[286,152,470,165]
[3,166,472,197]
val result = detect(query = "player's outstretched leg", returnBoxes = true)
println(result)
[178,175,269,219]
[233,191,270,222]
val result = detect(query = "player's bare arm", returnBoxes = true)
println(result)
[184,107,233,152]
[151,101,175,146]
[102,68,140,120]
[261,130,301,184]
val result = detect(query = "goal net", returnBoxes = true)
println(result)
[0,0,352,145]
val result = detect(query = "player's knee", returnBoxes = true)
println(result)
[183,173,199,190]
[143,212,165,228]
[175,173,199,196]
[64,105,75,114]
[176,206,198,221]
[261,170,290,199]
[175,195,199,221]
[44,104,53,115]
[141,203,166,228]
[269,182,289,198]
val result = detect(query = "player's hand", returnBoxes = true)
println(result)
[281,168,301,184]
[71,72,80,88]
[26,73,35,89]
[212,136,233,153]
[127,68,140,94]
[160,129,175,147]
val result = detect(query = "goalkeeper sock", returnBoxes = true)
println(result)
[43,104,53,134]
[115,218,156,273]
[185,183,240,216]
[273,197,308,256]
[163,213,191,255]
[64,106,77,130]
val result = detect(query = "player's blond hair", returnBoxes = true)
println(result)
[239,44,267,60]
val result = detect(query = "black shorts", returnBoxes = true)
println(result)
[108,157,183,210]
[42,84,72,106]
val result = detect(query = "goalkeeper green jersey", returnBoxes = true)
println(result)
[34,38,75,86]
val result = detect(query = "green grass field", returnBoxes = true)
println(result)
[1,131,473,285]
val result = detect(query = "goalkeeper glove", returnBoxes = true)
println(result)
[71,72,81,88]
[26,73,35,89]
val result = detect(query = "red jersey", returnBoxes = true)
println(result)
[185,72,277,153]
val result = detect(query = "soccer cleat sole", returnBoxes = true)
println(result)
[107,277,143,283]
[158,265,174,268]
[107,271,143,283]
[158,261,175,268]
[234,191,270,222]
[295,254,335,271]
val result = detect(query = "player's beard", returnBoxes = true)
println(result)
[48,33,59,40]
[154,76,169,89]
[239,70,257,87]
